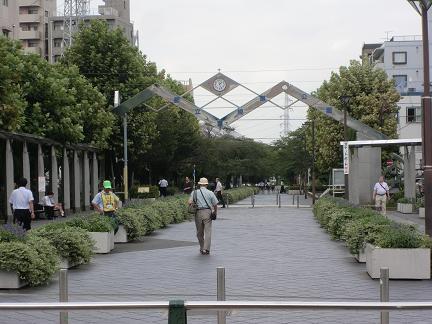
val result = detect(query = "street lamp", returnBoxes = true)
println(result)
[339,95,351,200]
[407,0,432,236]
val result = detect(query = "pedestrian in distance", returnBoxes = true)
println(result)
[373,175,390,216]
[214,177,226,208]
[42,191,65,218]
[92,180,120,233]
[9,178,35,231]
[158,178,168,197]
[183,176,193,195]
[189,177,218,255]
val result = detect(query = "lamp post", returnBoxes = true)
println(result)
[339,95,351,200]
[114,91,129,201]
[407,0,432,236]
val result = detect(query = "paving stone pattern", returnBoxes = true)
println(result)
[1,194,432,323]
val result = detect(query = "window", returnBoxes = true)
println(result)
[406,106,422,123]
[28,8,38,14]
[2,29,9,37]
[393,75,408,92]
[3,0,8,6]
[53,23,63,31]
[54,39,62,47]
[27,40,39,47]
[393,51,407,65]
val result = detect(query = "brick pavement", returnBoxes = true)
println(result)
[0,194,432,323]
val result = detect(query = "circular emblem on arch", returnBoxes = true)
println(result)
[213,78,227,92]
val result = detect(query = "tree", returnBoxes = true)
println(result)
[307,60,400,173]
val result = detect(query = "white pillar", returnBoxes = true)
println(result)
[6,139,14,223]
[91,152,99,199]
[73,150,81,211]
[51,146,59,199]
[83,151,90,210]
[62,148,70,213]
[23,142,30,181]
[404,146,417,199]
[37,144,45,202]
[349,148,360,205]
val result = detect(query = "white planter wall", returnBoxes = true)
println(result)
[365,243,431,279]
[89,231,115,254]
[397,203,414,214]
[419,207,425,219]
[114,225,128,243]
[0,270,27,289]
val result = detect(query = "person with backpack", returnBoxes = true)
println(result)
[92,180,120,233]
[188,177,218,255]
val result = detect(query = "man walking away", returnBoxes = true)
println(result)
[9,178,35,231]
[189,177,218,255]
[159,178,168,197]
[214,177,226,208]
[373,175,390,215]
[92,180,120,233]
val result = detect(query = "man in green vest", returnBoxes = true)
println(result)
[91,180,120,233]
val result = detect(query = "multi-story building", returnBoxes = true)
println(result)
[48,0,137,63]
[17,0,56,58]
[0,0,18,39]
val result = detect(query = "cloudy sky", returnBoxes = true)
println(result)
[79,0,420,142]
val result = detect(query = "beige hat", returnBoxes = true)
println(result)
[198,177,209,185]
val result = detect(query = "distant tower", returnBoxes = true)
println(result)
[282,93,291,136]
[102,0,130,21]
[61,0,90,55]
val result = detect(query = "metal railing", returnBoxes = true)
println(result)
[0,267,428,324]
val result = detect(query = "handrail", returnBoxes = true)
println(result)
[2,301,432,311]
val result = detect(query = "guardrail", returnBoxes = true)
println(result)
[0,266,426,324]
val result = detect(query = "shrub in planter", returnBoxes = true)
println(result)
[397,197,416,204]
[0,236,59,286]
[225,187,255,203]
[374,224,432,249]
[116,208,147,241]
[67,216,115,232]
[29,224,94,266]
[0,224,26,242]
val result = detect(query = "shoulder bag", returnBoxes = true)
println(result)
[200,188,217,220]
[188,190,198,214]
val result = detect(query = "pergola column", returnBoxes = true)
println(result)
[73,150,81,211]
[23,142,30,181]
[6,139,14,223]
[91,152,99,199]
[83,151,90,210]
[404,146,417,199]
[37,144,45,201]
[349,148,360,205]
[50,146,59,199]
[62,148,71,214]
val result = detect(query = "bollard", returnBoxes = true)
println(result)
[292,194,295,205]
[276,193,279,205]
[226,195,229,209]
[217,267,226,324]
[278,193,281,208]
[380,267,389,324]
[251,195,255,208]
[168,300,187,324]
[59,269,68,324]
[296,195,300,208]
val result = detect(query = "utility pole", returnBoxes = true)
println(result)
[312,119,316,204]
[115,91,129,201]
[339,95,351,200]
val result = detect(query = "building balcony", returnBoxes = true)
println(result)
[23,47,42,55]
[19,0,41,6]
[19,14,41,23]
[51,29,64,39]
[19,30,41,40]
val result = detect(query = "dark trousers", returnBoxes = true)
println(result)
[45,206,55,219]
[160,187,167,197]
[104,211,119,234]
[14,209,32,231]
[216,191,225,207]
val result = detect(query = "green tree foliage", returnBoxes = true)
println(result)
[307,60,400,172]
[0,36,113,148]
[274,126,311,183]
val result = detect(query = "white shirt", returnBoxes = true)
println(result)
[215,181,223,192]
[374,182,389,195]
[159,179,168,188]
[9,187,34,210]
[42,195,55,207]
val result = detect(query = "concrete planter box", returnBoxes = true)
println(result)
[89,231,115,254]
[365,243,431,279]
[419,207,425,219]
[0,270,27,289]
[59,258,80,269]
[354,244,373,263]
[397,203,414,214]
[114,225,128,243]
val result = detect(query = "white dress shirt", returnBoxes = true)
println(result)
[9,187,34,210]
[374,182,389,195]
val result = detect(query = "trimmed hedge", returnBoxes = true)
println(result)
[225,187,258,204]
[313,197,432,255]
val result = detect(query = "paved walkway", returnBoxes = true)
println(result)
[1,194,432,323]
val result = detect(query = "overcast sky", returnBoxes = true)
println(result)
[82,0,420,143]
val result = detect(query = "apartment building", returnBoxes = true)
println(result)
[0,0,18,39]
[48,0,137,63]
[17,0,56,58]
